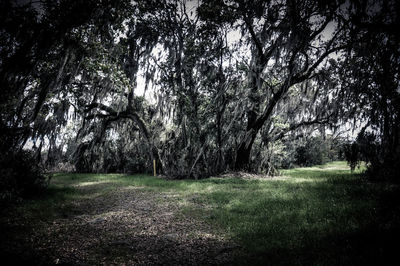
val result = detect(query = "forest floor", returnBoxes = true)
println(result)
[0,178,238,265]
[1,161,400,265]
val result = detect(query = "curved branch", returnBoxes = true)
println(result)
[271,118,332,142]
[82,102,164,172]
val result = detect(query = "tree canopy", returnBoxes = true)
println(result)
[1,0,399,181]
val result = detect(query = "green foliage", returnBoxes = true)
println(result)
[343,142,360,172]
[294,136,341,167]
[344,131,400,181]
[123,151,149,174]
[295,137,328,166]
[339,0,400,181]
[1,0,398,182]
[0,150,49,203]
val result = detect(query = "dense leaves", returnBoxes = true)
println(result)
[340,0,400,181]
[295,136,341,167]
[0,150,48,202]
[0,0,398,181]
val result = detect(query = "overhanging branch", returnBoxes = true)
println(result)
[271,117,332,142]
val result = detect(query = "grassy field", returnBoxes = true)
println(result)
[1,161,399,265]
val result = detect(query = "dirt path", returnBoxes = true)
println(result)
[1,184,239,265]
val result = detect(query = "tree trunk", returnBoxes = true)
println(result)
[234,144,252,170]
[233,82,291,171]
[234,128,257,170]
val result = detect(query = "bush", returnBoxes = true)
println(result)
[0,150,49,203]
[125,155,148,174]
[344,131,400,182]
[295,137,329,166]
[343,142,359,171]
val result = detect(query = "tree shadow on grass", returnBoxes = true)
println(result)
[2,173,399,265]
[198,175,400,265]
[238,226,400,266]
[0,182,238,265]
[0,233,237,266]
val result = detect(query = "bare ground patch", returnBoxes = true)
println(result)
[0,183,239,265]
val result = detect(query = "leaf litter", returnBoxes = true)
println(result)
[0,182,240,265]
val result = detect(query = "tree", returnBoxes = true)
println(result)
[0,0,134,197]
[3,0,397,181]
[198,0,349,170]
[0,0,131,152]
[340,0,400,180]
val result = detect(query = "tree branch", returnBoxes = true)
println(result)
[271,118,331,142]
[243,16,267,64]
[302,44,348,79]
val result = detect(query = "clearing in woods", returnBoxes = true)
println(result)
[1,161,399,265]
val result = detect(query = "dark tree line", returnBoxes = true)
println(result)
[340,0,400,179]
[1,0,399,195]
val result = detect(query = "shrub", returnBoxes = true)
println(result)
[0,150,49,202]
[295,137,329,166]
[343,142,359,171]
[344,131,400,182]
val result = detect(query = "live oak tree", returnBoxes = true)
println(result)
[73,6,163,173]
[0,0,351,177]
[339,0,400,180]
[0,0,130,154]
[2,0,398,182]
[198,0,349,170]
[0,0,132,196]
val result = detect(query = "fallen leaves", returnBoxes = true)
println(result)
[1,184,240,265]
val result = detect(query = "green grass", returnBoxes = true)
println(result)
[7,161,400,265]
